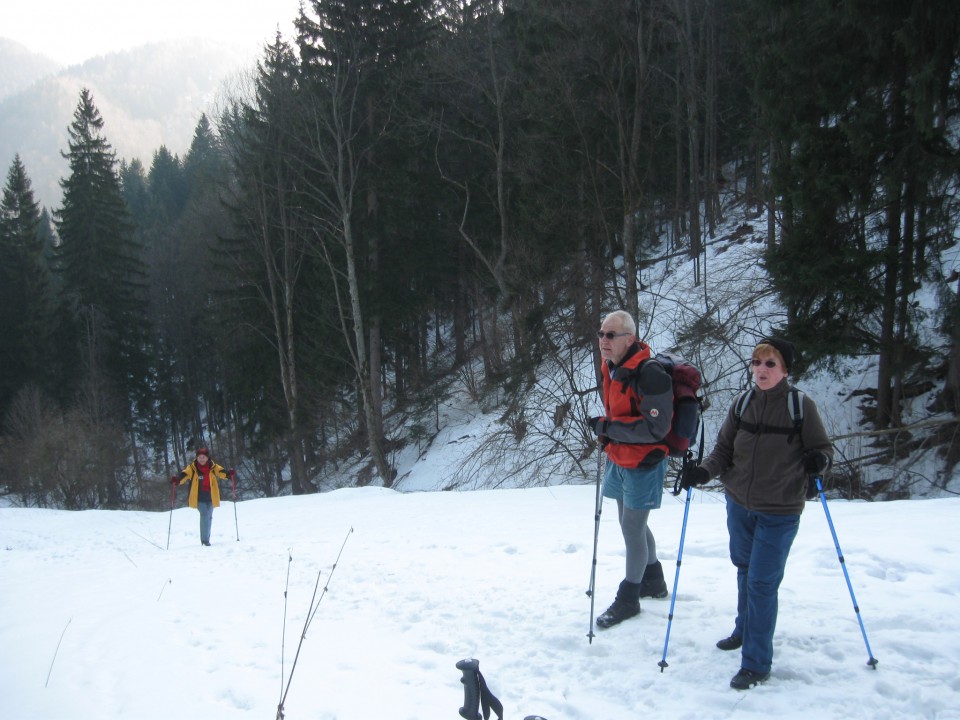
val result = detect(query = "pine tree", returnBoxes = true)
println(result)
[54,88,151,427]
[0,155,56,425]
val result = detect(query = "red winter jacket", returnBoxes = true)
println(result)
[600,342,673,468]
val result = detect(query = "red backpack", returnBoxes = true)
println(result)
[642,352,706,459]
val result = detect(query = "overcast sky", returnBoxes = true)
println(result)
[2,0,300,65]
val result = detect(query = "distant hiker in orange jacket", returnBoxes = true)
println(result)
[171,447,233,546]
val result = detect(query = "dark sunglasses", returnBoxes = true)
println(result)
[751,358,778,368]
[597,331,630,340]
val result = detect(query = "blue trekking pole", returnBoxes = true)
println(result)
[815,475,878,669]
[658,483,693,671]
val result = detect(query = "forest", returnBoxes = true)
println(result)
[0,0,958,510]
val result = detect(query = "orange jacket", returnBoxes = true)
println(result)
[600,342,673,468]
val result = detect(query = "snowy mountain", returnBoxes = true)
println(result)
[0,37,259,209]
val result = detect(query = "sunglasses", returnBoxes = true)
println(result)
[597,331,630,340]
[751,358,778,368]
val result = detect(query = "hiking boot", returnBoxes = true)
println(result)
[595,598,640,629]
[716,635,742,651]
[596,579,642,629]
[730,668,769,690]
[638,560,668,599]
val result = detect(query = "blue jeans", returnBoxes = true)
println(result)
[726,495,800,674]
[198,501,214,544]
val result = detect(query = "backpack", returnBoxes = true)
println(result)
[640,352,706,459]
[732,385,805,444]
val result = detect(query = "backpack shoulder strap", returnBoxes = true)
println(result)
[787,386,805,444]
[733,388,754,428]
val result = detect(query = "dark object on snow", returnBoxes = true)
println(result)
[595,579,641,629]
[730,668,770,690]
[716,634,742,651]
[456,658,503,720]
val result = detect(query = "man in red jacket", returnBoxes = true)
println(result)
[589,310,674,628]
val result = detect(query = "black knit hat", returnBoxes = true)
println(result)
[196,447,210,457]
[759,337,794,372]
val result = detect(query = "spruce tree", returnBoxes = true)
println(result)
[0,155,56,425]
[54,88,151,426]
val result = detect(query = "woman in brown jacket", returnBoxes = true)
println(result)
[681,338,833,690]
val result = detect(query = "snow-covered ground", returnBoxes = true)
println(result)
[3,483,958,720]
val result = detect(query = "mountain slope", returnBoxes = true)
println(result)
[0,37,258,209]
[0,38,62,100]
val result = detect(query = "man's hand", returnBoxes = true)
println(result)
[588,416,607,436]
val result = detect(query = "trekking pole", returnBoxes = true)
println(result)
[166,480,176,550]
[585,443,603,644]
[814,476,878,669]
[659,478,693,671]
[231,470,240,541]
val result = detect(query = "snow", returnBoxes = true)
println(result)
[3,483,959,720]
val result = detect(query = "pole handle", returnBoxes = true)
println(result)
[456,658,481,720]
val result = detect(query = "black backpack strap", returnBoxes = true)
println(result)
[735,386,805,444]
[787,387,805,445]
[477,669,504,720]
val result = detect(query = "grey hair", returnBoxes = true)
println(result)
[603,310,636,336]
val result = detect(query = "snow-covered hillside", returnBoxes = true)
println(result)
[376,199,960,501]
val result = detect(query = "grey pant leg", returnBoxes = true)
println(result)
[617,499,654,584]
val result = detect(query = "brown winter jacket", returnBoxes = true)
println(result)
[699,378,833,515]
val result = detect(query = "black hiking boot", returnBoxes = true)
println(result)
[716,635,742,651]
[638,560,668,599]
[730,668,769,690]
[595,580,641,629]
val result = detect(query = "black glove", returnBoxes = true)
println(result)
[588,416,611,445]
[803,450,830,475]
[805,475,821,500]
[680,464,710,490]
[588,416,606,436]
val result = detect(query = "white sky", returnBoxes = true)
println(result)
[1,0,301,65]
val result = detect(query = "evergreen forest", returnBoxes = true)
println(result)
[1,0,958,510]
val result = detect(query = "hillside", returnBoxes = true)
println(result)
[0,38,61,100]
[0,37,258,209]
[358,194,960,503]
